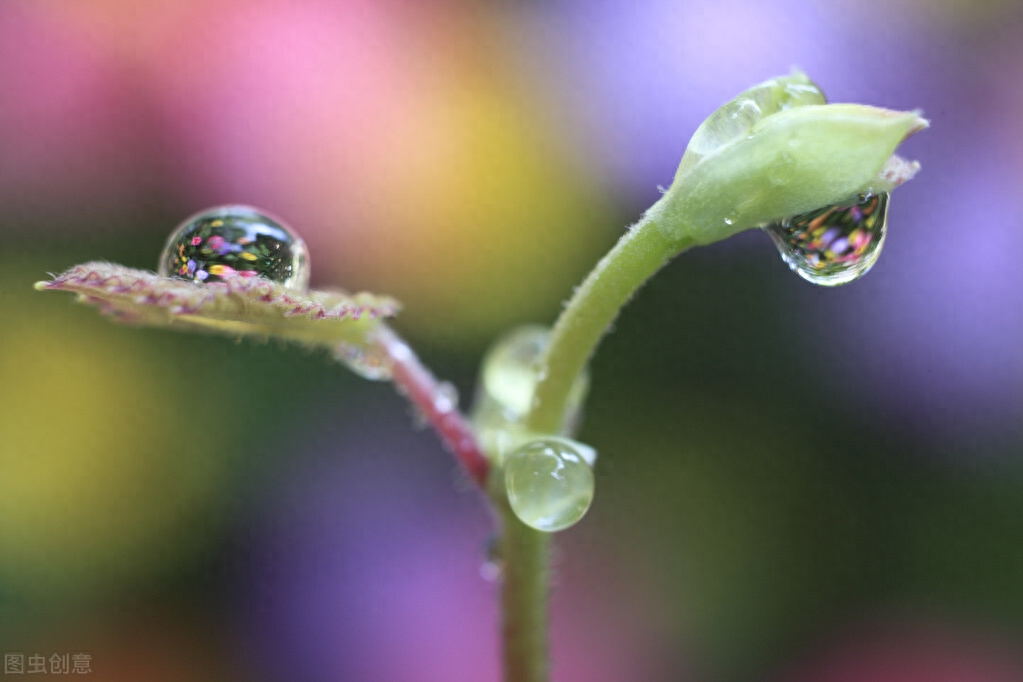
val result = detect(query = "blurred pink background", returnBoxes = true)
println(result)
[2,1,1022,680]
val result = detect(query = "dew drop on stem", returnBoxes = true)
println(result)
[504,438,595,533]
[334,342,393,381]
[480,532,504,582]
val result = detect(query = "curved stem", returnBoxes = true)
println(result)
[527,203,691,434]
[366,201,690,680]
[369,324,490,486]
[498,203,691,682]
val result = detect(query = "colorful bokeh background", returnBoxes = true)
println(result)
[2,0,1022,680]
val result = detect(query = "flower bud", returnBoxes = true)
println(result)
[655,76,927,245]
[674,71,826,179]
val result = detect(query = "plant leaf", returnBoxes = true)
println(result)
[36,262,400,346]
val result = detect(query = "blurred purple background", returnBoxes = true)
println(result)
[2,0,1022,680]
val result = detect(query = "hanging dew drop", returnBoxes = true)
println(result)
[479,532,503,582]
[504,438,595,533]
[159,205,310,290]
[333,341,393,381]
[764,192,889,286]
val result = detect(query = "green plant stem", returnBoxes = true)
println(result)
[497,201,692,682]
[491,474,550,682]
[527,202,692,434]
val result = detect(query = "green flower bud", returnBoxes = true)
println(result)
[674,71,826,180]
[655,76,928,245]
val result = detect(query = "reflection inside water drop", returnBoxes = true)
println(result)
[159,205,310,290]
[764,192,889,286]
[504,437,595,533]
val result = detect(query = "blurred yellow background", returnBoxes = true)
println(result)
[1,0,1022,680]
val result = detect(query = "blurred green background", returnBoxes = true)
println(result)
[1,0,1021,680]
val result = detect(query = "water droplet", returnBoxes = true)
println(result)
[159,206,310,290]
[333,341,392,381]
[474,326,587,424]
[480,326,549,418]
[409,404,429,430]
[768,151,796,186]
[504,438,595,533]
[730,99,762,121]
[676,75,825,177]
[434,382,459,414]
[480,560,502,582]
[479,532,503,582]
[764,192,889,286]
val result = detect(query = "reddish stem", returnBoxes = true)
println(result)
[372,325,490,486]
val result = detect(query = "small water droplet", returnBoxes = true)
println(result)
[480,532,503,582]
[159,206,310,289]
[480,561,502,582]
[471,326,589,447]
[409,405,429,430]
[504,438,595,533]
[434,382,459,413]
[764,192,889,286]
[333,342,392,381]
[768,151,796,185]
[480,327,549,418]
[730,99,761,121]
